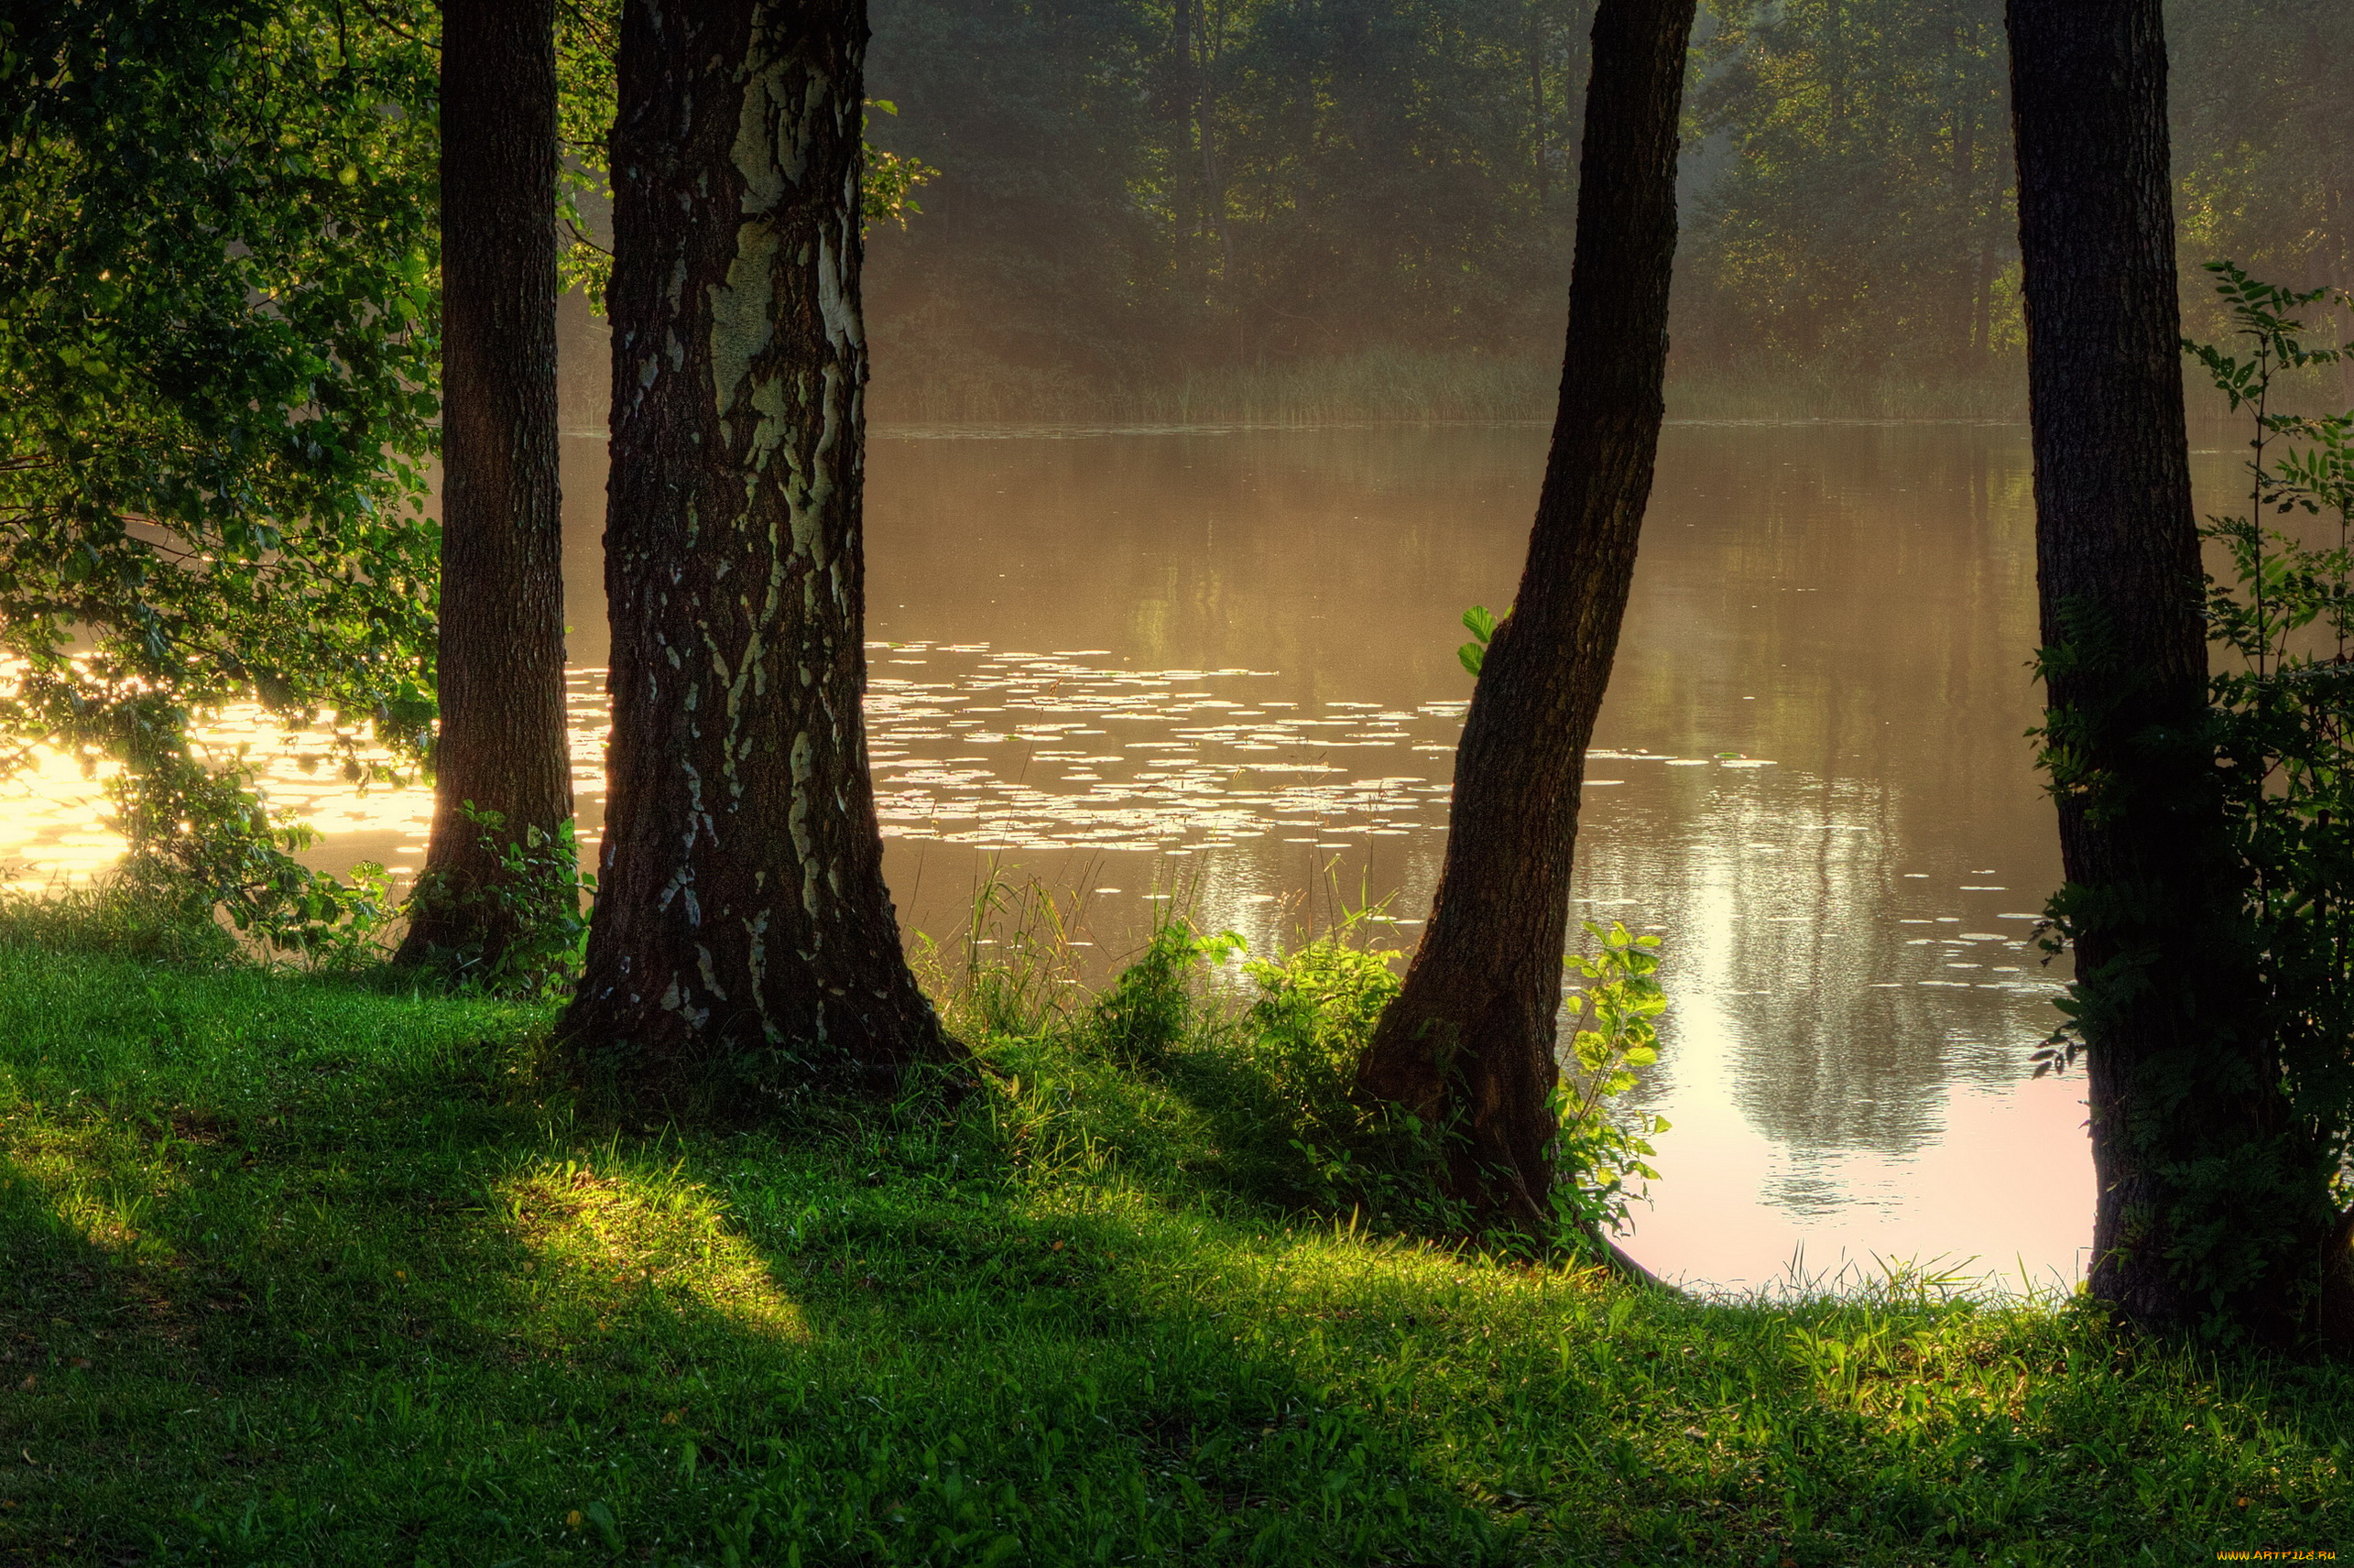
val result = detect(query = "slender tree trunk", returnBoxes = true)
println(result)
[1355,0,1695,1233]
[1171,0,1205,311]
[2008,0,2327,1338]
[559,0,954,1110]
[1967,231,1996,369]
[1527,5,1548,202]
[2336,187,2354,409]
[1952,105,1978,365]
[396,0,572,970]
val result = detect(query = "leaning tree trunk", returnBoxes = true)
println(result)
[395,0,573,971]
[558,0,954,1109]
[2008,0,2329,1338]
[1355,0,1695,1233]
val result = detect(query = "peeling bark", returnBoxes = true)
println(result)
[397,0,572,969]
[560,0,954,1108]
[1354,0,1695,1235]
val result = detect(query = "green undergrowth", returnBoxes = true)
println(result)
[1,901,2350,1565]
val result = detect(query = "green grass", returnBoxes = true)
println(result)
[2,915,2351,1565]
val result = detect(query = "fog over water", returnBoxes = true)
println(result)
[16,309,2296,1291]
[851,419,2094,1294]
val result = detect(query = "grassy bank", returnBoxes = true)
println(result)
[2,906,2350,1564]
[866,348,2029,427]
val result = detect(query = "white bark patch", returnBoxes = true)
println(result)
[776,367,841,566]
[680,759,715,850]
[816,234,858,351]
[708,55,815,420]
[746,371,792,474]
[730,63,801,214]
[706,223,778,419]
[788,729,823,923]
[745,909,774,1036]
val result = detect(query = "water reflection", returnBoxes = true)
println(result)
[4,413,2144,1296]
[858,420,2097,1291]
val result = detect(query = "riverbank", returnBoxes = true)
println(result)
[2,902,2348,1564]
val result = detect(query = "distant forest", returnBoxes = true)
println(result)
[860,0,2353,418]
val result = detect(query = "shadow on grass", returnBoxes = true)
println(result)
[0,964,1529,1564]
[5,944,2353,1566]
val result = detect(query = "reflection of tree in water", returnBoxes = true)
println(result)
[564,420,2074,1174]
[1583,782,1965,1160]
[1568,423,2063,1166]
[1760,1171,1851,1220]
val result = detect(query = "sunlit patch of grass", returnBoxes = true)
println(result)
[496,1157,810,1345]
[0,896,2349,1564]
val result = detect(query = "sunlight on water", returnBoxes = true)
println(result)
[4,420,2139,1298]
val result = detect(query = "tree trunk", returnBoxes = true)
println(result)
[1354,0,1695,1234]
[2007,0,2327,1338]
[1951,103,1978,366]
[1527,7,1548,202]
[559,0,955,1110]
[1967,231,1995,370]
[396,0,572,970]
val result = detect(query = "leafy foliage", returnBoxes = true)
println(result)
[861,0,1592,413]
[1088,915,1243,1068]
[404,805,597,999]
[2030,263,2354,1323]
[1548,921,1670,1243]
[1690,0,2015,376]
[858,0,2354,408]
[2187,263,2354,1208]
[1456,602,1501,677]
[2170,0,2354,354]
[104,744,397,969]
[1234,924,1452,1223]
[0,0,441,784]
[861,99,937,233]
[1047,907,1670,1248]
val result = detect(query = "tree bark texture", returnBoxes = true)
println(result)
[559,0,954,1109]
[2008,0,2328,1338]
[397,0,573,969]
[1354,0,1694,1232]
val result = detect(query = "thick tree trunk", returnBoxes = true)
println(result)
[1354,0,1694,1233]
[2007,0,2327,1338]
[559,0,954,1110]
[397,0,573,971]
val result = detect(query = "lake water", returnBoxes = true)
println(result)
[856,421,2095,1297]
[1,414,2133,1296]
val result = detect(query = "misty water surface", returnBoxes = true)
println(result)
[851,420,2094,1295]
[2,414,2119,1294]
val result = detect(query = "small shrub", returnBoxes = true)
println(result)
[407,804,595,998]
[1219,922,1467,1231]
[95,747,394,968]
[1242,935,1400,1123]
[1086,916,1241,1068]
[1549,921,1671,1247]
